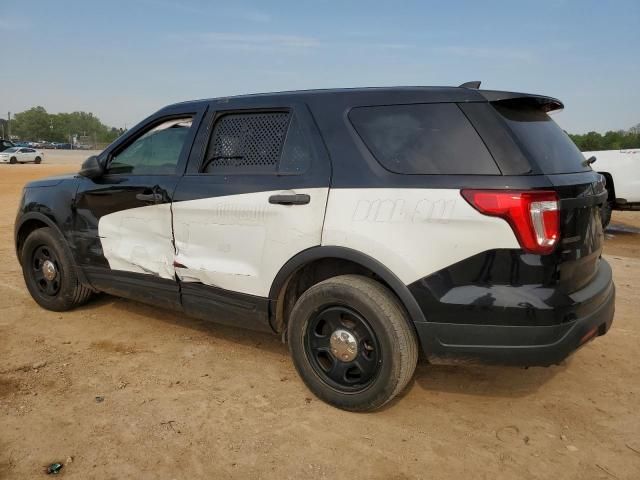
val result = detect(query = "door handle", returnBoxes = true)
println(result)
[268,193,310,205]
[136,193,163,203]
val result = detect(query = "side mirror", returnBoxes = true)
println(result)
[79,155,106,179]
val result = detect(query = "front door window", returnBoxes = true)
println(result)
[108,118,193,175]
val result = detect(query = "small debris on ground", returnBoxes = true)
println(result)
[626,443,640,456]
[45,463,63,475]
[95,396,105,403]
[32,361,46,370]
[595,463,619,479]
[160,420,181,433]
[566,445,579,452]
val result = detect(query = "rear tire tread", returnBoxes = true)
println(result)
[329,275,418,407]
[289,274,418,411]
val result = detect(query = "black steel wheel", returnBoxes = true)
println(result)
[305,305,381,393]
[288,274,418,412]
[31,245,62,297]
[21,227,93,311]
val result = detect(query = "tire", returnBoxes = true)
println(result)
[21,227,93,311]
[601,199,613,230]
[288,274,418,412]
[9,157,17,164]
[34,156,42,164]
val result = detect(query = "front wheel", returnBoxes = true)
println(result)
[9,157,17,164]
[21,227,93,311]
[288,275,418,411]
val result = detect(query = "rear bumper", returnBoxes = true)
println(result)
[414,259,615,366]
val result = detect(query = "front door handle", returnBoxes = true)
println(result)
[136,193,163,203]
[268,193,310,205]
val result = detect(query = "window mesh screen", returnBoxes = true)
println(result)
[205,112,290,172]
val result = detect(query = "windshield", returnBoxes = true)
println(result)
[493,104,590,174]
[3,147,18,153]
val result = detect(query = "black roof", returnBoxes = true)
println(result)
[169,85,563,111]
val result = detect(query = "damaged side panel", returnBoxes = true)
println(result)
[98,203,176,279]
[172,187,329,297]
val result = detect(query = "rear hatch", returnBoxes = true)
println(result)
[468,97,606,293]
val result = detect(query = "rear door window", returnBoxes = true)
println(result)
[492,104,590,174]
[349,103,500,175]
[201,111,312,175]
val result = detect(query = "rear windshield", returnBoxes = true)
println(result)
[492,104,590,174]
[349,103,500,175]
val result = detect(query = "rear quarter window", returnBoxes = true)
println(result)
[492,104,590,174]
[348,103,500,175]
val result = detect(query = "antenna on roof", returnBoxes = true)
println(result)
[459,81,481,89]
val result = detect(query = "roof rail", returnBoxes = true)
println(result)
[459,81,481,89]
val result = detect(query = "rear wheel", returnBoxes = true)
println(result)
[21,227,93,311]
[601,199,613,230]
[34,156,42,164]
[288,274,418,411]
[9,157,17,164]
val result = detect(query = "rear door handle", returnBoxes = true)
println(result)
[268,193,310,205]
[136,193,163,203]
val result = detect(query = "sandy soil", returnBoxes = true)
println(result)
[1,164,639,479]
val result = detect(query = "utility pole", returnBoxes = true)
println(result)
[7,112,11,139]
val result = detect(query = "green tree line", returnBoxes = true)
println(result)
[569,129,640,151]
[8,106,123,145]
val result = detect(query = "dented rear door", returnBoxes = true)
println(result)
[172,101,331,300]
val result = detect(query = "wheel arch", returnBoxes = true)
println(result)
[268,246,427,334]
[15,213,64,259]
[15,212,94,290]
[598,171,616,203]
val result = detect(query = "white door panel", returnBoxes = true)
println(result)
[172,187,329,296]
[322,188,520,285]
[98,203,175,279]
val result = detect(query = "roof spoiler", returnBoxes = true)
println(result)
[459,81,481,89]
[479,90,564,112]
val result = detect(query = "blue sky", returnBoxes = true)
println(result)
[1,0,638,133]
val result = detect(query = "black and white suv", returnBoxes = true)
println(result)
[15,85,615,411]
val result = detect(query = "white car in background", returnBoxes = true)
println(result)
[0,147,44,164]
[584,149,640,227]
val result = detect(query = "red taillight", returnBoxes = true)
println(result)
[461,189,560,254]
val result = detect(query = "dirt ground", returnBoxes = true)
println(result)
[1,164,639,480]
